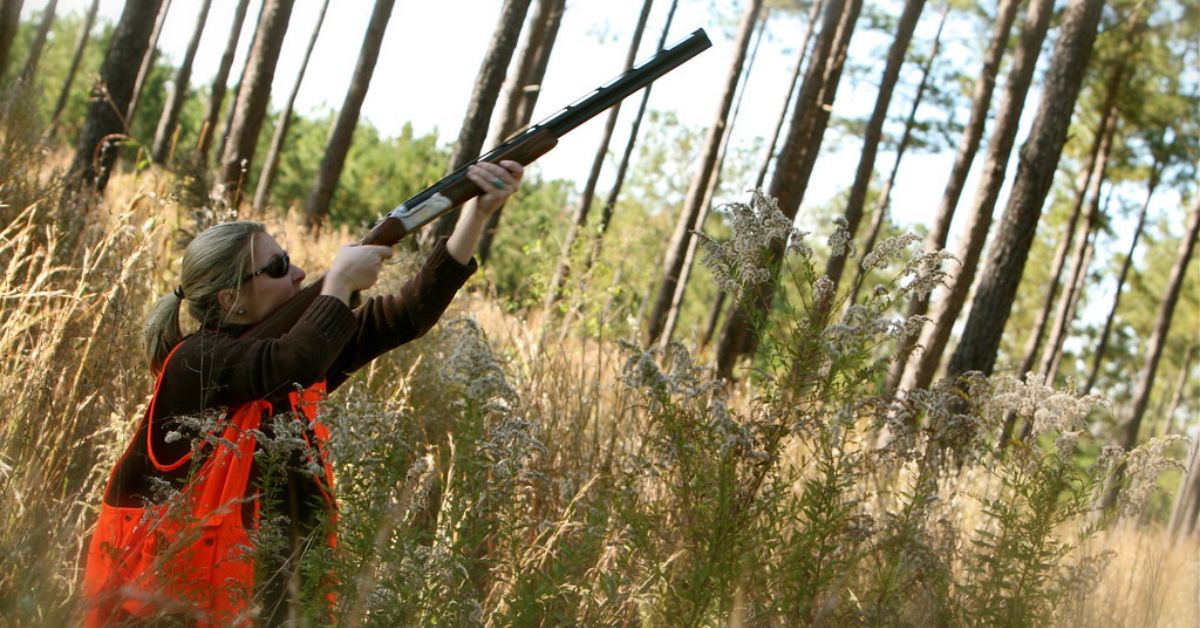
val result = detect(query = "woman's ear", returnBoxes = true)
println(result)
[216,288,238,314]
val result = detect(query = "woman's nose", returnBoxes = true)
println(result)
[293,265,306,284]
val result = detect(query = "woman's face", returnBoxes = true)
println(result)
[237,232,306,323]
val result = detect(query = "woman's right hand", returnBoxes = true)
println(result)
[321,244,394,304]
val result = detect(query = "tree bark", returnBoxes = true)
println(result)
[583,0,681,272]
[715,0,863,378]
[216,0,296,208]
[68,0,164,191]
[1084,161,1158,394]
[755,0,823,190]
[946,0,1107,381]
[151,0,213,164]
[1041,127,1116,385]
[886,0,1021,392]
[1102,199,1200,511]
[427,0,533,242]
[125,0,171,123]
[196,0,252,159]
[1152,344,1195,438]
[253,0,329,212]
[898,0,1055,392]
[544,0,655,310]
[303,0,395,229]
[1171,425,1200,538]
[215,0,266,166]
[48,0,98,127]
[824,0,926,290]
[848,2,949,307]
[477,0,567,264]
[643,0,765,347]
[660,9,769,349]
[0,0,24,82]
[17,0,55,82]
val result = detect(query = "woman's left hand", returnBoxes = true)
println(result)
[468,160,524,216]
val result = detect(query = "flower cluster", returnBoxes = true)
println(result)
[698,190,810,299]
[985,373,1105,441]
[439,317,519,411]
[1114,434,1190,517]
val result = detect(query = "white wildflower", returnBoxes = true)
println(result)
[828,216,856,259]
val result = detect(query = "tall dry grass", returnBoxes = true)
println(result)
[1,87,1196,626]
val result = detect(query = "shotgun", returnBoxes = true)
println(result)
[244,28,711,340]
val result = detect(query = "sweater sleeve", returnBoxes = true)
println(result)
[325,236,477,391]
[161,295,357,413]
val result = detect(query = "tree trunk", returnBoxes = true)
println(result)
[68,0,164,191]
[1084,161,1158,394]
[196,0,252,159]
[48,0,98,127]
[583,0,681,271]
[886,0,1021,392]
[477,0,567,264]
[253,0,329,212]
[1102,199,1200,512]
[1046,218,1096,381]
[946,0,1107,381]
[715,0,863,378]
[125,0,171,123]
[151,0,213,164]
[215,0,266,166]
[304,0,395,229]
[544,0,655,310]
[427,0,533,242]
[698,289,726,351]
[1011,64,1123,389]
[1152,344,1195,438]
[709,0,819,349]
[755,0,823,190]
[1041,132,1115,385]
[0,0,24,82]
[897,0,1055,392]
[1170,427,1200,538]
[660,9,769,349]
[18,0,55,82]
[824,0,926,291]
[216,0,296,208]
[642,0,765,347]
[848,2,948,307]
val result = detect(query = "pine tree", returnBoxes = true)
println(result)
[196,0,252,159]
[946,0,1108,380]
[216,0,297,208]
[253,0,330,211]
[151,0,213,164]
[898,0,1056,392]
[427,0,533,241]
[68,0,164,191]
[304,0,396,229]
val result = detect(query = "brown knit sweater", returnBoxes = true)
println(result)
[106,238,476,510]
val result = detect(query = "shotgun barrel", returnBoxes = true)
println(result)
[244,29,711,340]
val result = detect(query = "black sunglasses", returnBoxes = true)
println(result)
[243,252,290,282]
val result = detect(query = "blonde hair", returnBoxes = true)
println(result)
[143,221,266,371]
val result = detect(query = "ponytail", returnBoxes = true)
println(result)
[142,221,265,372]
[143,292,185,373]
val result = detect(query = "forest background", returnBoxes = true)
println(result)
[1,0,1199,624]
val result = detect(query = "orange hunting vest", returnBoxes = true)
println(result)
[82,344,336,627]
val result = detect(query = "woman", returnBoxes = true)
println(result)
[83,161,524,625]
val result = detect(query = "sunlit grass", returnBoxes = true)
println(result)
[1,93,1196,626]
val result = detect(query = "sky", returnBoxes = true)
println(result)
[22,0,980,225]
[18,0,1184,290]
